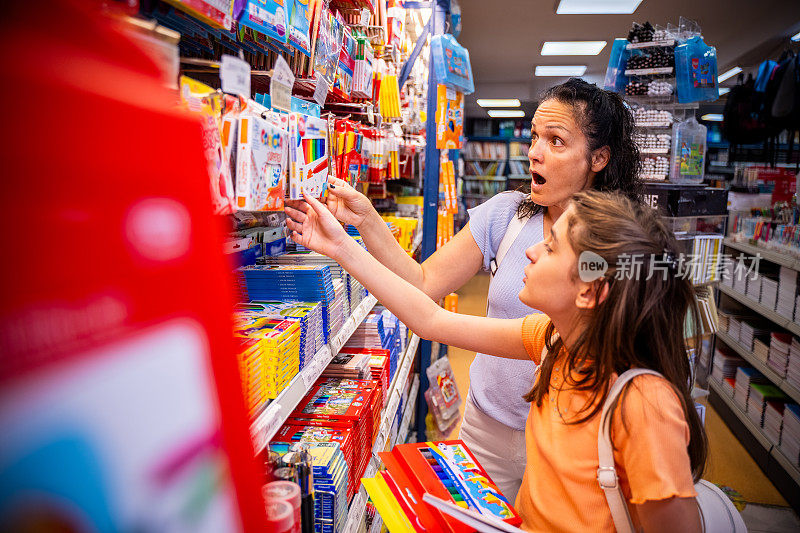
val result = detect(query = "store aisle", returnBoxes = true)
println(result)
[447,273,799,529]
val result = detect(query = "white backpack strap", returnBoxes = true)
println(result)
[490,213,527,277]
[597,369,664,533]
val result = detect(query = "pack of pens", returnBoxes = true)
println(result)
[289,377,383,497]
[363,440,522,532]
[289,113,329,200]
[273,422,357,499]
[267,441,349,533]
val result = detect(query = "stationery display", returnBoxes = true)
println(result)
[363,440,522,532]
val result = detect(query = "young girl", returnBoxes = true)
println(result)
[285,190,707,532]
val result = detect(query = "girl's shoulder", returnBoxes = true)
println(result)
[617,373,686,427]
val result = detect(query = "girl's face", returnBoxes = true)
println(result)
[528,99,597,207]
[519,206,582,317]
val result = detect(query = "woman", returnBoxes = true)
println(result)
[291,78,642,504]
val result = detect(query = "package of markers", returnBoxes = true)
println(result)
[365,440,522,532]
[235,112,289,210]
[334,26,356,98]
[238,0,289,44]
[288,113,329,199]
[286,0,313,56]
[351,36,374,99]
[178,76,236,215]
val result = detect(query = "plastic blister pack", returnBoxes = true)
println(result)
[430,34,474,94]
[671,117,707,184]
[425,357,461,433]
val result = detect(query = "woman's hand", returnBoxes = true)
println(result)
[293,177,374,228]
[285,193,350,259]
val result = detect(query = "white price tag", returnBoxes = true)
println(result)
[360,8,371,26]
[367,105,375,124]
[220,54,251,97]
[270,56,295,112]
[392,122,404,137]
[314,73,330,107]
[445,87,457,101]
[256,404,282,446]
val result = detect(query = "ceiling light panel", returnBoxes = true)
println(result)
[718,88,730,96]
[541,41,607,55]
[700,114,724,122]
[556,0,643,14]
[535,65,587,77]
[477,99,521,108]
[718,67,742,83]
[792,31,800,42]
[488,110,526,118]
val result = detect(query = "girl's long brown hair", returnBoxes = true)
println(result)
[524,190,708,481]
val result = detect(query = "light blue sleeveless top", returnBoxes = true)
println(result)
[467,191,544,430]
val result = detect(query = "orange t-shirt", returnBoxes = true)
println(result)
[516,314,697,532]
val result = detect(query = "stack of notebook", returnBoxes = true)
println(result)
[734,367,767,412]
[747,383,788,428]
[768,332,793,378]
[778,267,797,320]
[788,338,800,390]
[711,346,745,384]
[241,264,335,341]
[764,400,786,446]
[780,404,800,467]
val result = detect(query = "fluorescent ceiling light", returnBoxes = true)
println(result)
[718,88,730,96]
[556,0,643,14]
[488,109,525,118]
[535,65,587,77]
[792,31,800,42]
[718,66,742,83]
[477,99,521,108]
[701,113,724,122]
[541,41,607,55]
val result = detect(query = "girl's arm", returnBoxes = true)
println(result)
[635,497,701,533]
[288,177,484,301]
[286,193,529,360]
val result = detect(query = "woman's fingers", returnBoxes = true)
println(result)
[302,192,328,216]
[285,217,303,234]
[285,199,310,213]
[284,205,308,223]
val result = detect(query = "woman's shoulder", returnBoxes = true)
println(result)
[468,191,539,224]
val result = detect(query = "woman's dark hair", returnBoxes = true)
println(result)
[517,78,642,218]
[523,190,707,482]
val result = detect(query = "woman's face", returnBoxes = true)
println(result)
[528,99,596,207]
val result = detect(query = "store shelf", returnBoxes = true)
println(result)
[461,176,506,182]
[462,157,500,162]
[709,378,800,486]
[640,174,668,181]
[724,238,800,272]
[368,516,383,533]
[507,174,530,180]
[708,378,773,451]
[397,375,420,446]
[250,294,378,452]
[715,330,800,404]
[510,156,529,161]
[342,333,420,533]
[626,39,676,49]
[635,122,674,128]
[625,67,674,76]
[717,284,800,337]
[639,148,670,155]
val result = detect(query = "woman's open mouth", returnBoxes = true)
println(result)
[531,171,547,186]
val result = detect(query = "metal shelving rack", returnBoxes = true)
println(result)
[711,239,800,511]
